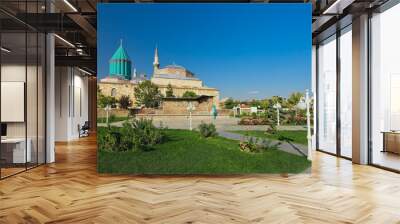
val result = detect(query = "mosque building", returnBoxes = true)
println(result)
[98,42,220,114]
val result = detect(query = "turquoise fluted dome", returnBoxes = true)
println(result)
[109,43,131,80]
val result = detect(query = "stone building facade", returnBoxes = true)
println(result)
[98,44,219,114]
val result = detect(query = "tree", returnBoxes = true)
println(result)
[260,99,270,110]
[119,95,132,109]
[98,95,117,108]
[134,80,163,108]
[182,91,197,98]
[250,99,261,107]
[287,92,304,118]
[224,98,237,109]
[270,96,284,105]
[287,92,304,109]
[165,83,174,97]
[97,87,117,108]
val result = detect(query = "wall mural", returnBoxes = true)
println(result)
[97,3,312,174]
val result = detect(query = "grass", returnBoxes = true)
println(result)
[97,116,130,123]
[98,128,310,174]
[230,130,307,145]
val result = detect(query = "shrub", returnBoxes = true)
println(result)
[119,95,132,109]
[98,119,165,152]
[239,137,259,153]
[266,123,277,134]
[124,118,165,151]
[182,91,197,98]
[109,114,116,123]
[238,117,269,125]
[98,127,120,152]
[239,136,280,153]
[198,122,218,138]
[165,83,174,97]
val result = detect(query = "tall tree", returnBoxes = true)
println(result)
[134,80,163,108]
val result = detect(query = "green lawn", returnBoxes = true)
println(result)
[97,116,130,123]
[230,130,307,145]
[98,128,310,174]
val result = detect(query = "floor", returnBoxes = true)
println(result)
[1,135,400,223]
[0,167,25,178]
[372,150,400,171]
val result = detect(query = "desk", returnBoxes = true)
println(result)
[382,131,400,154]
[1,138,31,163]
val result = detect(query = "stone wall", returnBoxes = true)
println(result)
[161,98,213,115]
[98,81,139,105]
[98,80,220,109]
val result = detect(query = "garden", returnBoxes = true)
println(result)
[97,119,311,174]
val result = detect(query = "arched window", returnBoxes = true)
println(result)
[111,88,117,97]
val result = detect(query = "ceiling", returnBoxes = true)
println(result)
[0,0,392,75]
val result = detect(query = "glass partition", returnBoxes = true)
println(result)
[317,35,337,154]
[339,26,352,158]
[0,1,46,179]
[370,3,400,171]
[1,31,28,177]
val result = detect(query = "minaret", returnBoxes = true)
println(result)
[153,45,160,73]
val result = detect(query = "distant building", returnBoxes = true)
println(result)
[98,43,220,114]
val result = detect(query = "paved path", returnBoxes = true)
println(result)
[218,130,308,157]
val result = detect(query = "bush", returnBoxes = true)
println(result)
[98,118,165,152]
[266,123,278,134]
[97,127,120,152]
[119,95,132,109]
[239,136,280,153]
[182,91,197,98]
[198,122,218,138]
[238,117,269,125]
[124,118,165,151]
[239,137,259,153]
[165,83,174,97]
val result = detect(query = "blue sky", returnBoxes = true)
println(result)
[98,4,311,99]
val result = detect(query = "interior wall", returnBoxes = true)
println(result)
[55,67,89,141]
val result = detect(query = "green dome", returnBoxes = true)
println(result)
[111,45,130,61]
[109,43,132,80]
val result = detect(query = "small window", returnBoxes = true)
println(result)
[111,88,117,97]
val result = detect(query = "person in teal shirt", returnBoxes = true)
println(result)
[211,104,218,121]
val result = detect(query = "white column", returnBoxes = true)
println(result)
[46,32,55,163]
[352,14,369,164]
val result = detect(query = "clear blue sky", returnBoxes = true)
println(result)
[98,3,311,100]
